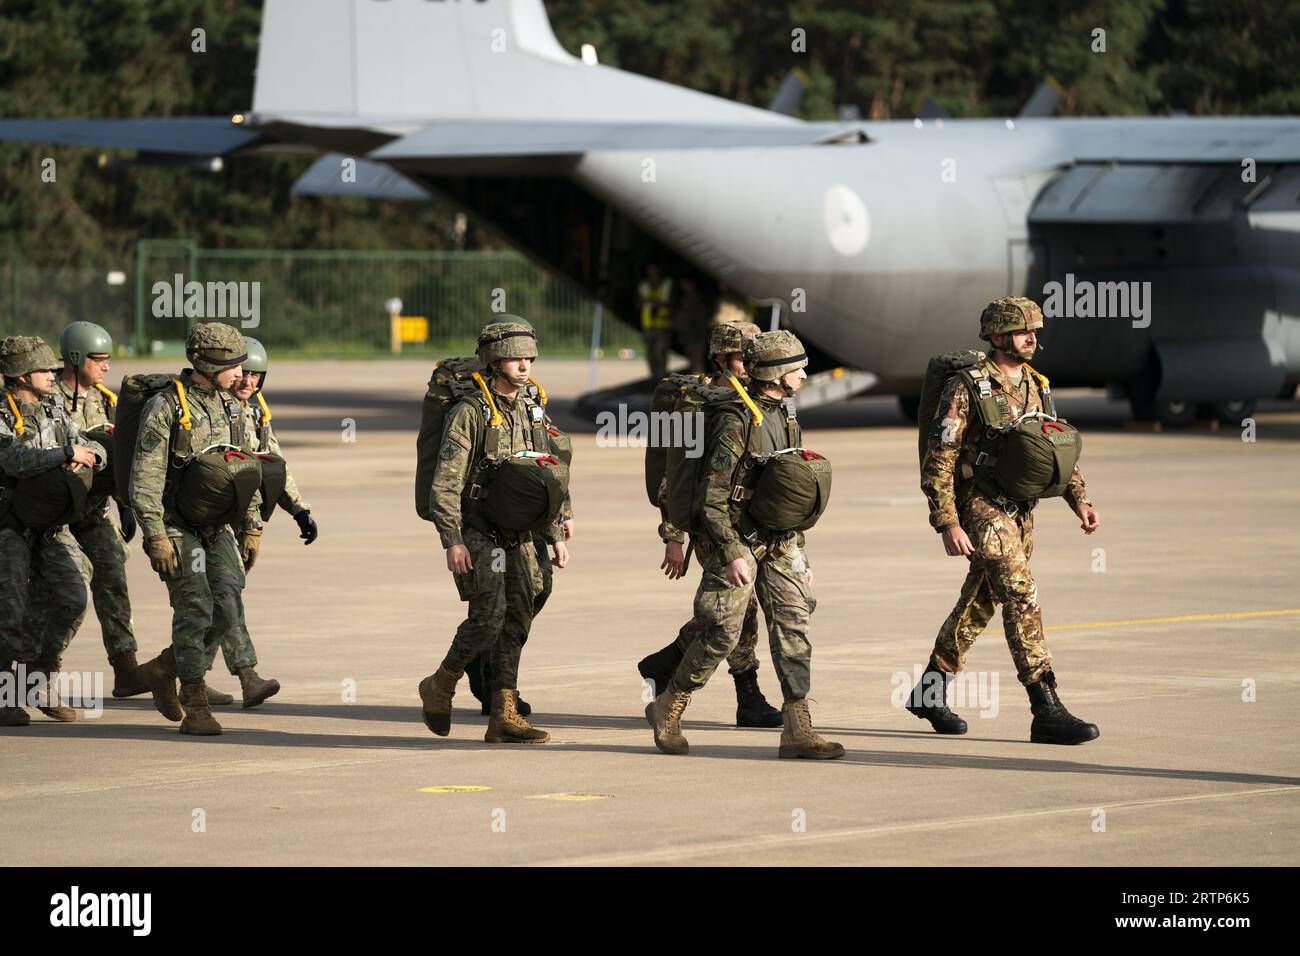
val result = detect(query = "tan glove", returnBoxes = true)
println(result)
[238,528,262,573]
[145,534,179,579]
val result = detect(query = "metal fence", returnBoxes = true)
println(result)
[3,243,641,358]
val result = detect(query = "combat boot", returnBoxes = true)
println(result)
[644,685,691,755]
[33,668,76,722]
[417,665,462,737]
[137,647,183,722]
[205,685,235,706]
[778,699,845,759]
[637,641,684,696]
[108,651,149,698]
[0,703,31,727]
[904,657,968,734]
[178,681,222,736]
[484,689,550,744]
[236,666,280,709]
[733,668,782,728]
[1026,671,1099,745]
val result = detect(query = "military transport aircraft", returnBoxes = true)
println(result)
[3,0,1298,423]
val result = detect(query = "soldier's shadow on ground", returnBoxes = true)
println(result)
[36,713,1300,789]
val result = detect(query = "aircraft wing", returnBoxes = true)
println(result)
[0,117,260,155]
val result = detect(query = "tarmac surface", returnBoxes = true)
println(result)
[2,358,1298,866]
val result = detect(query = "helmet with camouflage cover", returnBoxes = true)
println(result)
[60,321,113,369]
[476,317,538,363]
[708,321,761,358]
[186,322,247,379]
[979,296,1044,342]
[744,330,808,382]
[0,335,59,382]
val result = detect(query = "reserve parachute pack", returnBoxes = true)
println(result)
[745,448,833,533]
[415,358,569,534]
[0,396,93,530]
[917,351,1082,502]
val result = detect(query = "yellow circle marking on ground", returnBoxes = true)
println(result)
[526,793,613,802]
[1046,609,1300,632]
[418,785,494,794]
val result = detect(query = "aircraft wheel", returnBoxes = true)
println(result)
[1209,398,1256,423]
[897,395,920,423]
[1154,399,1196,427]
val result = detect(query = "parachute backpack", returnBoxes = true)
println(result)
[745,448,833,533]
[644,372,708,506]
[113,373,182,498]
[174,446,264,528]
[653,376,740,531]
[480,451,569,533]
[10,467,93,530]
[414,357,487,521]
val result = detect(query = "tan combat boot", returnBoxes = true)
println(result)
[484,689,550,744]
[417,665,462,736]
[778,698,845,760]
[645,686,692,755]
[236,666,280,709]
[109,651,149,698]
[0,667,31,726]
[205,685,235,705]
[0,704,31,727]
[137,647,183,722]
[34,668,76,721]
[178,681,223,736]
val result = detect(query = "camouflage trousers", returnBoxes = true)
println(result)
[0,526,89,669]
[23,502,137,660]
[441,525,547,692]
[203,603,258,675]
[467,536,552,690]
[159,526,251,684]
[673,536,814,701]
[671,535,760,675]
[931,495,1051,686]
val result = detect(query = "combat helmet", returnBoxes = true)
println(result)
[0,335,59,383]
[477,318,538,363]
[744,330,808,382]
[979,296,1044,342]
[60,321,113,369]
[243,336,268,373]
[708,321,761,358]
[186,322,247,379]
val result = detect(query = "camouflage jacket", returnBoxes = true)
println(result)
[430,378,571,549]
[54,374,116,431]
[129,369,262,539]
[699,386,798,564]
[0,390,106,483]
[242,397,309,516]
[921,360,1090,531]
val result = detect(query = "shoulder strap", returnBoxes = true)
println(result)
[957,365,1005,429]
[169,380,194,457]
[4,392,23,436]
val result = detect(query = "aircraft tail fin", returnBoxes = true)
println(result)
[252,0,789,130]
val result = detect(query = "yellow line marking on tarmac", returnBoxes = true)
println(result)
[550,785,1300,867]
[527,793,613,802]
[1046,609,1300,632]
[418,785,493,794]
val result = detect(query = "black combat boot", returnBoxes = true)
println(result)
[637,641,684,697]
[1026,670,1099,744]
[905,658,968,734]
[733,668,782,728]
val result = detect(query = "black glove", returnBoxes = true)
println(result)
[293,509,318,545]
[117,502,137,543]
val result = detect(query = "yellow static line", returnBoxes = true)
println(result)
[1046,609,1300,632]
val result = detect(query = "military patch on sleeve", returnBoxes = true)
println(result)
[439,439,460,461]
[138,429,164,454]
[709,446,731,471]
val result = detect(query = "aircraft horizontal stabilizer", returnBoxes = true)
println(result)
[291,153,431,200]
[0,117,259,155]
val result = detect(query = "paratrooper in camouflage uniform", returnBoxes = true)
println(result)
[130,322,266,736]
[637,320,783,727]
[646,330,844,759]
[418,319,571,744]
[0,335,105,726]
[906,296,1101,744]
